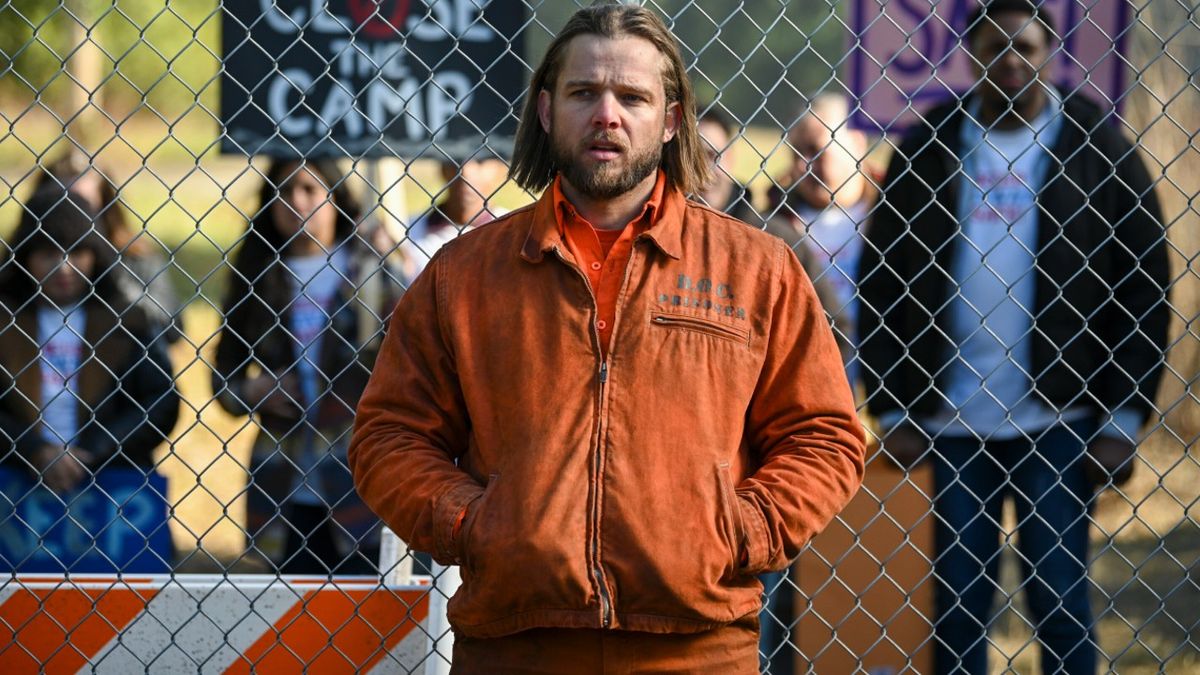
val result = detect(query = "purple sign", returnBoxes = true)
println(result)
[848,0,1133,133]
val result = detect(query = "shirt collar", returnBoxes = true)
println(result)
[551,170,666,233]
[522,170,684,262]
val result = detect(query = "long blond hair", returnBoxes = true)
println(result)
[508,2,710,195]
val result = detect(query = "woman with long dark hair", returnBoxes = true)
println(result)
[212,158,399,574]
[33,149,183,343]
[0,186,178,569]
[0,187,179,478]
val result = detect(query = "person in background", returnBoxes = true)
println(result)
[765,93,876,373]
[857,2,1170,672]
[0,187,179,495]
[350,3,865,671]
[695,106,759,224]
[212,158,400,575]
[395,155,508,285]
[736,93,876,673]
[34,149,183,344]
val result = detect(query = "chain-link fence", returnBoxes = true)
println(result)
[0,0,1197,672]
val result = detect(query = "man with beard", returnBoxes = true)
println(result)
[857,1,1169,673]
[350,3,865,671]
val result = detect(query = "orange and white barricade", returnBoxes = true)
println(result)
[0,531,457,674]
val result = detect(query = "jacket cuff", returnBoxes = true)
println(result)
[433,481,485,565]
[1099,407,1143,442]
[737,494,771,575]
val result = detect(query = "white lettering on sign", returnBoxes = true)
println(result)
[366,77,424,139]
[317,81,364,137]
[330,39,410,80]
[268,68,315,136]
[427,71,473,136]
[260,0,304,33]
[408,0,494,42]
[257,0,493,38]
[310,0,351,33]
[265,71,476,141]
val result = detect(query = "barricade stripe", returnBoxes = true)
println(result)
[223,587,430,674]
[0,585,157,674]
[88,580,309,673]
[222,589,316,674]
[354,589,432,674]
[365,627,436,675]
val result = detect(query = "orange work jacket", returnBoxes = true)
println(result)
[350,182,866,639]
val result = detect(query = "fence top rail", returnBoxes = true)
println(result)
[2,573,435,590]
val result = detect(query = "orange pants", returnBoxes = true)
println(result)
[451,614,759,674]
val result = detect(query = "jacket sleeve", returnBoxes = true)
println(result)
[856,146,917,421]
[349,251,483,565]
[84,330,180,466]
[211,279,255,418]
[738,241,867,575]
[1097,134,1170,426]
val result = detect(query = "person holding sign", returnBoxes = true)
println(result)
[0,187,179,571]
[350,3,865,670]
[212,158,401,575]
[857,1,1170,672]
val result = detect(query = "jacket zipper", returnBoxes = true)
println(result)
[589,238,645,628]
[594,359,612,627]
[550,246,614,628]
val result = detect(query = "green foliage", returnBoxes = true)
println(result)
[0,0,221,117]
[0,0,74,101]
[95,0,221,113]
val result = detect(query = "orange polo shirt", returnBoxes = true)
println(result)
[553,171,666,356]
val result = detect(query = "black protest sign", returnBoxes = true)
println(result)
[221,0,526,159]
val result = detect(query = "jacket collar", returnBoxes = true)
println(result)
[521,174,686,263]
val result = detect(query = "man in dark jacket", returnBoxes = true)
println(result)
[856,2,1169,673]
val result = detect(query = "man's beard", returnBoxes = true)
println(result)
[552,131,663,200]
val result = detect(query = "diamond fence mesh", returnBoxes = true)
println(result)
[0,0,1197,673]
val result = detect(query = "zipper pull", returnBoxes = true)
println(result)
[599,362,608,384]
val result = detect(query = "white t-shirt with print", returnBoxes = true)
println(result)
[925,96,1086,439]
[38,305,86,447]
[284,249,350,414]
[283,249,349,505]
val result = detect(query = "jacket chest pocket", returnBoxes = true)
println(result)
[649,312,750,346]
